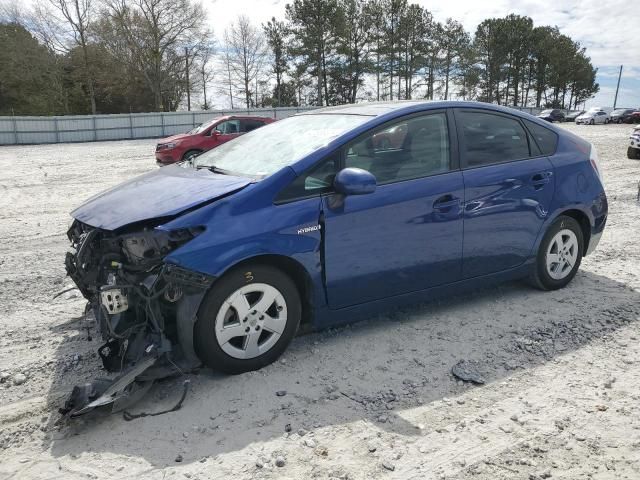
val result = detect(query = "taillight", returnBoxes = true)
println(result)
[589,144,603,185]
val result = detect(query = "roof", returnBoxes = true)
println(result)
[301,101,436,116]
[300,100,534,118]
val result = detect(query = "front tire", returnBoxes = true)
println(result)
[530,216,583,291]
[194,264,301,374]
[628,147,640,160]
[182,150,202,162]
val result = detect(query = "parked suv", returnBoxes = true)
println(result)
[64,101,608,415]
[610,109,636,124]
[155,115,274,165]
[536,109,565,123]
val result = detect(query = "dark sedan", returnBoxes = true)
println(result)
[565,110,585,123]
[537,109,565,123]
[610,109,636,124]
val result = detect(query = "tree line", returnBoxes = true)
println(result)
[0,0,599,116]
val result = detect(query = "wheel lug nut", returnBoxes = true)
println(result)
[259,315,264,320]
[252,310,257,314]
[243,318,247,323]
[245,327,250,333]
[255,326,260,331]
[277,306,283,312]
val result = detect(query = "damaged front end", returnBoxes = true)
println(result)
[61,219,213,417]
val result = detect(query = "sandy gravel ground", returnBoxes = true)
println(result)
[0,124,639,480]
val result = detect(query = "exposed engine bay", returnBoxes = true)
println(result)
[62,219,213,417]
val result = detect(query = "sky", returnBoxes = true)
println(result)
[209,0,640,109]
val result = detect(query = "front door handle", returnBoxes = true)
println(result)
[433,194,460,212]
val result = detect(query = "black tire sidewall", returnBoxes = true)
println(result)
[535,216,584,290]
[182,150,202,161]
[194,264,301,374]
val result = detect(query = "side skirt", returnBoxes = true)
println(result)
[312,261,534,329]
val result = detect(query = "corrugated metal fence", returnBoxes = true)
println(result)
[0,105,545,146]
[0,107,316,145]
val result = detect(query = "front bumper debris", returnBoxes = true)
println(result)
[61,220,213,417]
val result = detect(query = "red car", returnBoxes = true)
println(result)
[155,115,275,165]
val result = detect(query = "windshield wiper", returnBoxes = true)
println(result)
[195,164,228,175]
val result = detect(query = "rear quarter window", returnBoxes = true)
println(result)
[523,120,558,156]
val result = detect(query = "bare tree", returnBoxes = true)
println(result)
[223,15,268,108]
[217,47,235,109]
[196,42,215,109]
[103,0,206,111]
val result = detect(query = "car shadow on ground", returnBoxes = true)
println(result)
[42,269,640,467]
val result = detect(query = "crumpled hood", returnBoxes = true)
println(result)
[72,164,251,230]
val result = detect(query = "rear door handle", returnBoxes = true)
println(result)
[530,171,552,190]
[433,194,460,212]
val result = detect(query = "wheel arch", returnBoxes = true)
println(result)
[552,208,591,256]
[182,149,203,161]
[215,254,316,327]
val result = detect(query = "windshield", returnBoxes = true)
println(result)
[188,118,221,135]
[194,114,371,177]
[612,109,628,114]
[540,110,553,115]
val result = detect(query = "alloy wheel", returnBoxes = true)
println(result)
[214,283,288,359]
[545,229,579,280]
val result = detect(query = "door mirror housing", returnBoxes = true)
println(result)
[333,168,377,196]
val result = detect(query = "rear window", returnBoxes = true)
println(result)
[523,119,558,156]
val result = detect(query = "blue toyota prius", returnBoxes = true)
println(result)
[64,101,607,414]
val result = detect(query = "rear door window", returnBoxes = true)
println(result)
[457,111,530,168]
[241,119,266,133]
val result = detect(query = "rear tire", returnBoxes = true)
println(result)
[589,119,594,125]
[628,147,640,160]
[530,216,583,291]
[194,264,301,374]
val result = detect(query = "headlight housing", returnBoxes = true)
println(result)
[120,227,205,266]
[157,142,180,150]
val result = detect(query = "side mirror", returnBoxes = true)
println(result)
[333,168,377,196]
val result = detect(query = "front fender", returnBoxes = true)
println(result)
[162,190,326,310]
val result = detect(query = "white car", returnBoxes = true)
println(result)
[576,110,610,125]
[628,124,640,159]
